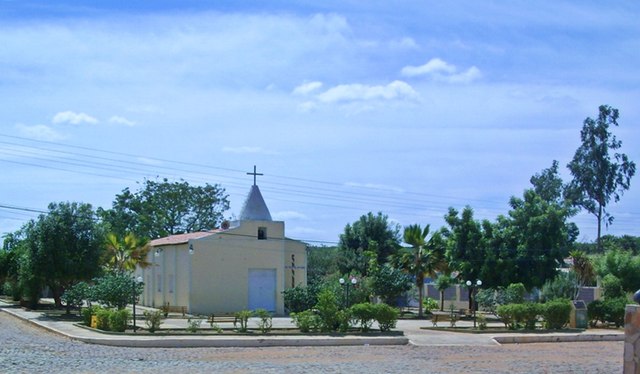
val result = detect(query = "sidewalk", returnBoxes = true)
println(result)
[0,300,624,348]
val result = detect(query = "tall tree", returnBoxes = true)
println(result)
[99,178,230,239]
[336,212,400,275]
[530,160,565,204]
[392,224,444,318]
[567,105,636,251]
[27,202,104,307]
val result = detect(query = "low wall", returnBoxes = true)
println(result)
[625,305,640,373]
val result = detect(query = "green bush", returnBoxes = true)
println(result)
[350,302,376,332]
[234,310,252,332]
[186,318,202,333]
[497,303,542,330]
[337,309,352,333]
[61,282,90,312]
[496,304,515,329]
[602,297,627,328]
[254,308,273,333]
[95,308,111,331]
[283,285,317,313]
[315,288,340,332]
[422,297,439,312]
[82,305,100,326]
[601,274,625,299]
[108,309,130,332]
[374,303,399,332]
[477,314,488,330]
[506,283,526,304]
[542,299,572,329]
[587,299,605,327]
[143,310,164,333]
[290,310,320,333]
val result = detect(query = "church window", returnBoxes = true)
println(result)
[258,227,267,240]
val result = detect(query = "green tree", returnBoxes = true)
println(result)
[567,105,636,251]
[368,262,412,306]
[393,224,444,318]
[569,250,595,299]
[90,272,143,310]
[336,212,400,275]
[26,202,104,308]
[434,274,453,311]
[530,160,565,204]
[99,178,230,239]
[594,249,640,293]
[104,232,152,273]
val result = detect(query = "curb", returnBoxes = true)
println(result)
[1,307,408,348]
[493,333,624,344]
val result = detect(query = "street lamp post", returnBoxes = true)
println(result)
[339,276,358,308]
[132,275,143,332]
[466,279,482,328]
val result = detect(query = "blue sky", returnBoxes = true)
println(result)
[1,1,639,244]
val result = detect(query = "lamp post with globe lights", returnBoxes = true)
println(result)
[339,276,358,308]
[466,279,482,328]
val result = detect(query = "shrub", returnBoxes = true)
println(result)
[496,304,515,329]
[109,309,130,332]
[374,303,399,332]
[291,310,320,333]
[234,310,252,332]
[95,308,111,331]
[522,303,542,330]
[350,303,376,332]
[422,297,439,312]
[186,318,202,333]
[542,299,572,329]
[283,285,317,313]
[602,297,627,328]
[82,305,100,326]
[315,288,340,332]
[601,274,625,299]
[143,310,164,333]
[61,282,90,313]
[477,314,488,330]
[254,309,272,333]
[587,299,605,327]
[337,309,352,333]
[505,283,526,304]
[91,273,143,310]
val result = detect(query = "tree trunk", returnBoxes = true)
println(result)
[440,290,444,311]
[417,280,424,318]
[597,204,603,252]
[468,287,473,311]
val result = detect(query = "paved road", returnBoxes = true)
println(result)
[0,312,622,373]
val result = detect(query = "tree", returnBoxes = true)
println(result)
[27,202,104,307]
[104,232,152,273]
[90,272,143,310]
[393,224,444,318]
[530,160,565,204]
[569,250,595,299]
[99,178,230,239]
[434,274,453,311]
[594,249,640,293]
[336,212,400,275]
[567,105,636,251]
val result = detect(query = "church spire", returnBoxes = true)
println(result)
[239,166,272,221]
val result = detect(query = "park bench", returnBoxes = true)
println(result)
[431,312,458,327]
[206,314,238,325]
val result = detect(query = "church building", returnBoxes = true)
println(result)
[135,168,307,316]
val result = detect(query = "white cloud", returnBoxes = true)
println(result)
[15,124,66,141]
[292,81,323,96]
[317,80,418,103]
[108,115,136,126]
[52,111,98,125]
[273,210,308,221]
[344,182,404,193]
[401,58,482,83]
[390,37,418,49]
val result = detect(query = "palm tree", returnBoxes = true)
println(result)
[104,232,152,273]
[434,274,453,311]
[394,224,444,318]
[569,250,595,300]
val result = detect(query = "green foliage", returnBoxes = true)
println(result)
[506,283,526,304]
[422,297,439,312]
[91,272,143,310]
[477,314,488,330]
[254,308,273,333]
[95,308,112,331]
[234,310,252,332]
[587,299,605,327]
[336,309,352,333]
[602,297,627,328]
[368,264,412,306]
[337,212,401,275]
[82,305,100,326]
[434,275,453,311]
[601,274,625,299]
[540,272,578,302]
[283,285,318,313]
[567,105,636,250]
[349,302,376,332]
[61,282,90,313]
[374,303,399,332]
[290,310,321,333]
[497,303,543,330]
[595,249,640,293]
[315,288,340,332]
[143,310,164,333]
[104,232,151,273]
[307,246,340,287]
[542,299,572,329]
[186,318,202,333]
[99,178,230,239]
[108,309,130,332]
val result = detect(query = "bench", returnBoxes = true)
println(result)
[431,312,458,327]
[206,314,238,325]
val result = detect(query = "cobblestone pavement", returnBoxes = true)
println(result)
[0,313,622,373]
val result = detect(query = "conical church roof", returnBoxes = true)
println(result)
[239,184,272,221]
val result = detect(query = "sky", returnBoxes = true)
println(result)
[1,1,639,245]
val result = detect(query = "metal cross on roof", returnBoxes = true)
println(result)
[246,165,263,186]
